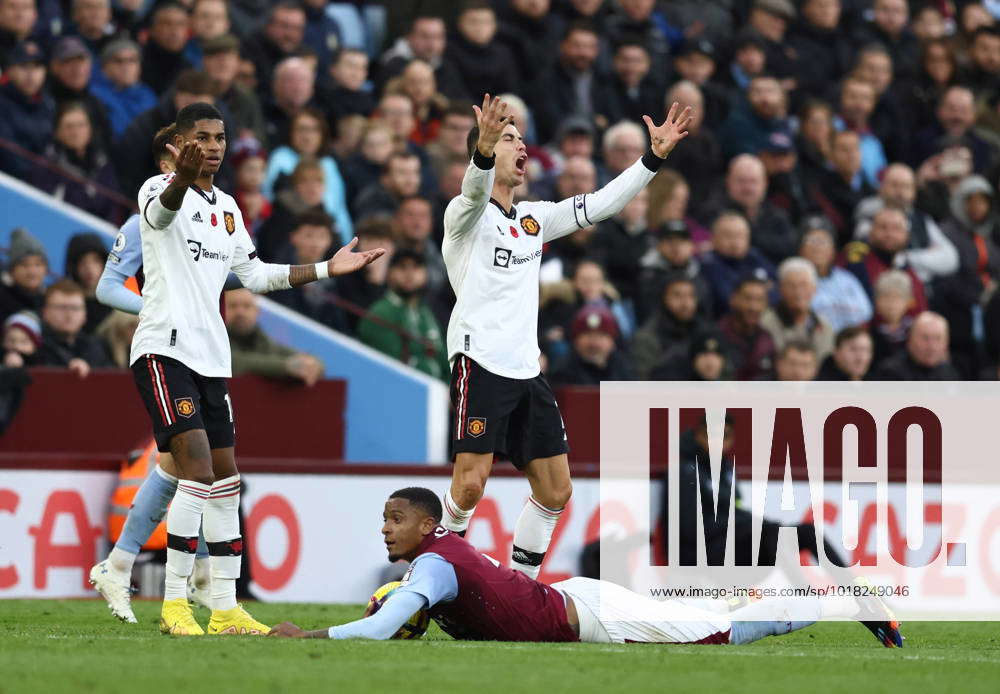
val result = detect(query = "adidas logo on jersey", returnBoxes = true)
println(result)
[192,211,203,223]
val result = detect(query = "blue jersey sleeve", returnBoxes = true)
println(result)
[107,215,143,276]
[394,553,458,608]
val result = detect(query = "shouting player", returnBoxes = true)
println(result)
[440,95,691,579]
[133,102,384,636]
[268,488,903,647]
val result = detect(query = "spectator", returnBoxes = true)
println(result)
[391,196,447,298]
[89,39,157,138]
[358,249,449,381]
[774,339,819,381]
[756,127,810,225]
[353,150,421,219]
[256,157,326,261]
[0,228,47,323]
[911,4,947,43]
[300,0,341,71]
[653,330,733,381]
[631,275,708,380]
[549,305,632,386]
[818,325,874,380]
[605,0,675,77]
[718,154,798,265]
[915,142,975,223]
[914,85,998,174]
[901,39,959,135]
[869,269,915,367]
[812,130,874,244]
[496,0,563,85]
[845,206,929,314]
[225,288,326,385]
[318,48,375,123]
[539,259,627,360]
[336,216,395,325]
[183,0,230,67]
[392,59,446,145]
[2,310,40,368]
[719,32,767,96]
[717,276,777,380]
[719,75,790,161]
[660,81,725,222]
[268,209,347,331]
[645,167,709,249]
[786,0,853,98]
[745,0,797,83]
[795,99,835,186]
[201,34,267,147]
[69,0,119,58]
[114,69,217,196]
[0,0,37,67]
[264,107,352,243]
[426,102,475,177]
[33,102,120,220]
[590,188,652,307]
[966,26,1000,104]
[530,20,608,144]
[872,310,960,379]
[598,120,646,185]
[378,15,465,99]
[230,137,270,231]
[36,278,111,375]
[340,120,394,205]
[855,163,959,287]
[671,39,728,129]
[636,219,711,323]
[370,92,436,192]
[141,2,193,95]
[94,309,137,368]
[262,56,316,147]
[444,0,517,104]
[0,41,55,180]
[857,0,919,83]
[700,211,777,314]
[798,217,873,332]
[605,38,662,126]
[63,232,109,334]
[761,257,835,363]
[853,44,908,165]
[242,0,307,94]
[47,36,112,149]
[835,77,887,188]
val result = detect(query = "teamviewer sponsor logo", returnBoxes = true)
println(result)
[494,247,511,268]
[187,239,230,263]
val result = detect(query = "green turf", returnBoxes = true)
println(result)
[1,600,997,694]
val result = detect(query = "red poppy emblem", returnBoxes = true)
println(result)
[211,213,218,226]
[510,226,519,238]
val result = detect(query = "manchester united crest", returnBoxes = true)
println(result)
[175,397,196,418]
[520,215,540,236]
[223,211,236,235]
[467,417,486,438]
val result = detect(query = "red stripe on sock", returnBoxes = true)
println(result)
[210,490,241,499]
[529,496,563,517]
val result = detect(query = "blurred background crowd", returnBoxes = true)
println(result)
[3,0,1000,390]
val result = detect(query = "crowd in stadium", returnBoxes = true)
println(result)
[3,0,1000,389]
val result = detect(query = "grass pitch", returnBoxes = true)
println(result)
[1,600,997,694]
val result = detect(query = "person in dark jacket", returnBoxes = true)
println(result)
[196,34,268,147]
[871,311,960,379]
[141,2,194,95]
[785,0,854,98]
[36,279,112,376]
[604,37,664,126]
[47,36,113,150]
[717,275,777,380]
[494,0,563,86]
[548,305,633,387]
[0,228,48,324]
[241,1,306,97]
[444,1,518,104]
[635,219,712,322]
[63,232,110,334]
[854,0,920,83]
[701,211,778,315]
[317,48,376,124]
[631,274,709,380]
[0,41,55,180]
[817,325,874,380]
[651,329,734,381]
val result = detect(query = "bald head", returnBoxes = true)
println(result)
[727,154,767,208]
[880,164,915,208]
[559,155,597,197]
[666,80,704,130]
[273,57,314,109]
[908,311,949,368]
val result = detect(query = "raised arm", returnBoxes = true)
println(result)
[541,104,692,243]
[443,94,510,240]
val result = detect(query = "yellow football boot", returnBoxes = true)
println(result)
[160,597,205,635]
[207,604,269,635]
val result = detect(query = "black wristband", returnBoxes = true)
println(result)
[641,150,664,173]
[472,148,496,170]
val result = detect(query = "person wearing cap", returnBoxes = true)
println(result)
[798,216,873,332]
[786,0,855,99]
[0,228,48,323]
[0,0,38,68]
[747,0,798,83]
[632,273,710,380]
[201,33,267,147]
[755,125,812,224]
[548,305,632,387]
[0,40,55,179]
[47,36,113,148]
[670,40,730,133]
[605,38,662,126]
[89,38,157,137]
[2,309,41,367]
[357,248,450,381]
[636,218,712,322]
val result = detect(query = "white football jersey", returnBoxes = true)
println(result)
[129,173,288,377]
[443,154,659,380]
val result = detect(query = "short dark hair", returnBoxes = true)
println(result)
[459,0,492,15]
[356,215,393,240]
[293,209,334,233]
[780,339,816,359]
[835,325,870,349]
[291,106,330,154]
[973,25,1000,44]
[152,122,178,163]
[270,0,304,19]
[732,275,769,295]
[563,19,598,42]
[175,102,224,134]
[386,150,419,169]
[152,1,189,21]
[174,69,218,97]
[389,487,442,523]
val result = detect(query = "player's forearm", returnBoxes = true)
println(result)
[96,269,143,314]
[158,177,190,211]
[327,591,427,640]
[231,258,292,293]
[288,263,318,288]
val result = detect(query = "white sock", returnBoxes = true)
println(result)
[191,556,212,590]
[820,595,858,619]
[511,496,563,580]
[164,480,211,601]
[442,489,475,534]
[107,546,136,578]
[204,475,242,611]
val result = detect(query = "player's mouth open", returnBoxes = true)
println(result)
[514,155,527,176]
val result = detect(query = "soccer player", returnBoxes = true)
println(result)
[440,94,691,579]
[132,102,384,636]
[268,487,903,647]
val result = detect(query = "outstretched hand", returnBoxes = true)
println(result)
[471,93,510,158]
[327,237,387,277]
[642,102,693,159]
[165,141,205,184]
[268,621,306,638]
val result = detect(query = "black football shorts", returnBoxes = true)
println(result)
[449,355,569,469]
[131,353,235,452]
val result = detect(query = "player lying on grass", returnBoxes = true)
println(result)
[268,488,903,647]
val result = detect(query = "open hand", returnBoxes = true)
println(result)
[328,237,387,277]
[642,102,693,159]
[165,140,205,185]
[472,93,510,158]
[268,621,306,638]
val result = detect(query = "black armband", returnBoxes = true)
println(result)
[641,150,665,173]
[472,148,496,170]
